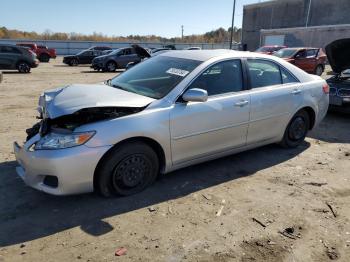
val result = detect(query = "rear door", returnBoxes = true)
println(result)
[117,48,138,67]
[0,46,21,69]
[170,59,251,165]
[245,59,301,144]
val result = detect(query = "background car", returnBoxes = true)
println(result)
[63,49,104,66]
[16,43,56,62]
[0,44,39,73]
[91,45,150,72]
[274,47,326,75]
[186,47,202,50]
[87,46,112,51]
[0,70,2,82]
[326,38,350,113]
[255,45,286,55]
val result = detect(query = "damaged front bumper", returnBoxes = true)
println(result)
[13,134,112,195]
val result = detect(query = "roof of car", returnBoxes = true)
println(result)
[159,49,278,61]
[281,47,319,50]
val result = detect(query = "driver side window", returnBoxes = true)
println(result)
[188,60,243,96]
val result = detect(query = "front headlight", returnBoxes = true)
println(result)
[34,131,95,150]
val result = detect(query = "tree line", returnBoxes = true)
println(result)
[0,26,241,43]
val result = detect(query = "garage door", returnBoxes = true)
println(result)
[264,35,285,46]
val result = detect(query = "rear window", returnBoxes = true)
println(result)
[247,59,299,88]
[0,46,21,54]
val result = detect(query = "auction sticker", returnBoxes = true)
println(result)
[166,68,189,77]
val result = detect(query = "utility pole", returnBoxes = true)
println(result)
[305,0,312,27]
[229,0,236,49]
[181,25,184,40]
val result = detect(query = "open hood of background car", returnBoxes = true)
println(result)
[325,38,350,74]
[132,44,151,58]
[39,84,155,119]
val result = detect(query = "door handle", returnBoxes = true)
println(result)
[291,89,301,95]
[234,100,249,107]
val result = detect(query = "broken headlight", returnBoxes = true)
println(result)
[34,131,95,150]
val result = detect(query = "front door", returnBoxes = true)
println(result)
[170,59,250,165]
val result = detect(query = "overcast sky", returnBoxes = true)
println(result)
[0,0,263,37]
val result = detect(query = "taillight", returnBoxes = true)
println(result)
[322,83,330,94]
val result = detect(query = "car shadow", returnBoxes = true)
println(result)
[0,142,309,247]
[1,71,27,74]
[308,111,350,143]
[80,69,125,74]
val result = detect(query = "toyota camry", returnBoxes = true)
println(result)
[14,50,329,196]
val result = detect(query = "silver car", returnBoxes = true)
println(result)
[14,50,329,196]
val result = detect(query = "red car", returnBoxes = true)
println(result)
[16,43,56,62]
[255,45,287,55]
[274,47,327,76]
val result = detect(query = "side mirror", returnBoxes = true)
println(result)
[341,69,350,78]
[182,88,208,103]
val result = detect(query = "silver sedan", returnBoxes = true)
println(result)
[14,50,329,196]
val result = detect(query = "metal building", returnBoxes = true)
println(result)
[242,0,350,51]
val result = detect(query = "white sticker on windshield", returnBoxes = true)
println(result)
[166,68,189,77]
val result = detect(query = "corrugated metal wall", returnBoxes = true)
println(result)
[0,39,234,55]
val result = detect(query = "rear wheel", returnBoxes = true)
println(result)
[280,110,310,148]
[315,65,324,76]
[17,62,31,73]
[96,142,159,197]
[39,54,50,62]
[106,61,117,72]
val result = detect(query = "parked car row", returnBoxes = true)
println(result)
[255,45,327,76]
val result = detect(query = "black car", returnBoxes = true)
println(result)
[0,44,39,73]
[87,46,112,51]
[326,39,350,113]
[63,49,104,66]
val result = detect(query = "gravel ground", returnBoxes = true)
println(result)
[0,59,349,262]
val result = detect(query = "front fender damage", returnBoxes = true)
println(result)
[26,106,145,141]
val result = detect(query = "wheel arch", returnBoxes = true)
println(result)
[298,106,316,130]
[93,136,166,191]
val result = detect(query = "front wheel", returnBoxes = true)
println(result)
[280,110,310,148]
[106,61,117,72]
[17,62,31,73]
[96,142,159,197]
[69,59,78,66]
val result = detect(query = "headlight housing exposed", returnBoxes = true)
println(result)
[34,131,95,150]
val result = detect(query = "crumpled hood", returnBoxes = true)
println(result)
[325,38,350,74]
[39,84,155,119]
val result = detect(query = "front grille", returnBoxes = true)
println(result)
[337,88,350,97]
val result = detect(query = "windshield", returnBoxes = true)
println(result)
[274,49,297,58]
[110,56,202,99]
[109,49,121,55]
[256,47,272,52]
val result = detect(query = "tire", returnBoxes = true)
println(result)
[280,110,310,148]
[17,62,31,73]
[96,141,159,197]
[39,54,50,63]
[69,59,78,66]
[106,61,117,72]
[315,65,324,76]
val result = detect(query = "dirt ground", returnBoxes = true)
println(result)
[0,58,349,262]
